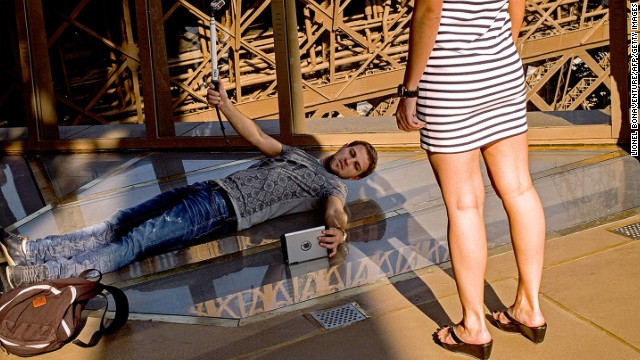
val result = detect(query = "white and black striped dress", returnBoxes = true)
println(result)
[416,0,527,153]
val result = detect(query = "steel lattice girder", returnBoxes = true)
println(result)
[14,0,619,125]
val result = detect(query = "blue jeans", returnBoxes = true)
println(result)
[24,181,236,279]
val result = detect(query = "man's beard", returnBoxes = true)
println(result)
[324,154,336,174]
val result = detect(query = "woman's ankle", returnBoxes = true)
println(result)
[509,303,545,327]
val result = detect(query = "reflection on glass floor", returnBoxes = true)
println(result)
[0,148,638,321]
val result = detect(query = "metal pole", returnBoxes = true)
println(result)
[210,0,228,143]
[272,0,305,140]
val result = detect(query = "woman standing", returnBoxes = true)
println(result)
[395,0,547,358]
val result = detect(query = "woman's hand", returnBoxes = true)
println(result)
[396,97,425,132]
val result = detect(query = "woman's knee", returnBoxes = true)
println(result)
[439,175,486,214]
[494,176,535,202]
[445,190,485,214]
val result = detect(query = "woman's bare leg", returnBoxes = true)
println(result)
[430,149,492,345]
[482,133,546,327]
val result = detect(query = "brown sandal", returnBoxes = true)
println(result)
[492,310,547,344]
[437,325,493,360]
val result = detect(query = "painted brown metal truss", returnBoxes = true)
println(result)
[518,0,614,111]
[0,0,630,150]
[170,0,618,120]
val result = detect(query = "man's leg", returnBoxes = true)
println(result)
[8,184,234,285]
[106,182,213,234]
[24,182,210,264]
[23,222,114,265]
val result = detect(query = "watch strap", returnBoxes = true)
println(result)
[397,84,419,98]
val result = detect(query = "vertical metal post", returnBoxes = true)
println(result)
[272,0,305,141]
[20,0,60,144]
[135,0,174,138]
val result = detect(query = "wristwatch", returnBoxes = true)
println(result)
[397,84,419,98]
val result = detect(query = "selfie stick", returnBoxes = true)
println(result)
[210,0,228,143]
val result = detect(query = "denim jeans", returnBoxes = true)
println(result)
[25,181,235,279]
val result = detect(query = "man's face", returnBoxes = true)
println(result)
[326,144,370,180]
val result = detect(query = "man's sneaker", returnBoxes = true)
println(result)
[0,264,9,294]
[6,265,48,288]
[0,226,28,266]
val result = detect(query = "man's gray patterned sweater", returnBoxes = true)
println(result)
[214,145,347,231]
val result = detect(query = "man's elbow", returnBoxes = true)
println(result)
[263,150,280,158]
[254,135,282,158]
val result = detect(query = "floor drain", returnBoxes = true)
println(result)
[610,221,640,240]
[309,303,367,330]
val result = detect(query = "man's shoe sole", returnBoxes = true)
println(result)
[5,266,15,289]
[0,242,18,266]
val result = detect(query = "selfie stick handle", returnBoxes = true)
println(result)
[210,8,229,143]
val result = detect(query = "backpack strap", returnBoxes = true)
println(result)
[100,285,129,334]
[72,284,129,348]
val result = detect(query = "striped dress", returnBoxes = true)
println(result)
[416,0,528,153]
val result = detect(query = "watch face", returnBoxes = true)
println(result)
[397,85,417,98]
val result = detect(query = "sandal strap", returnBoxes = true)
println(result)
[447,325,462,344]
[502,310,523,326]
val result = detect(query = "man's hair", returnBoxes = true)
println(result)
[347,140,378,178]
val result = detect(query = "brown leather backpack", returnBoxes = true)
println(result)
[0,269,128,357]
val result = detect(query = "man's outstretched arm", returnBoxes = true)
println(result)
[207,82,283,157]
[319,195,348,257]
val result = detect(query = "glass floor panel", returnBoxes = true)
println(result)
[1,148,637,321]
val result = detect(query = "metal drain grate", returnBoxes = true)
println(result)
[610,221,640,240]
[310,303,367,330]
